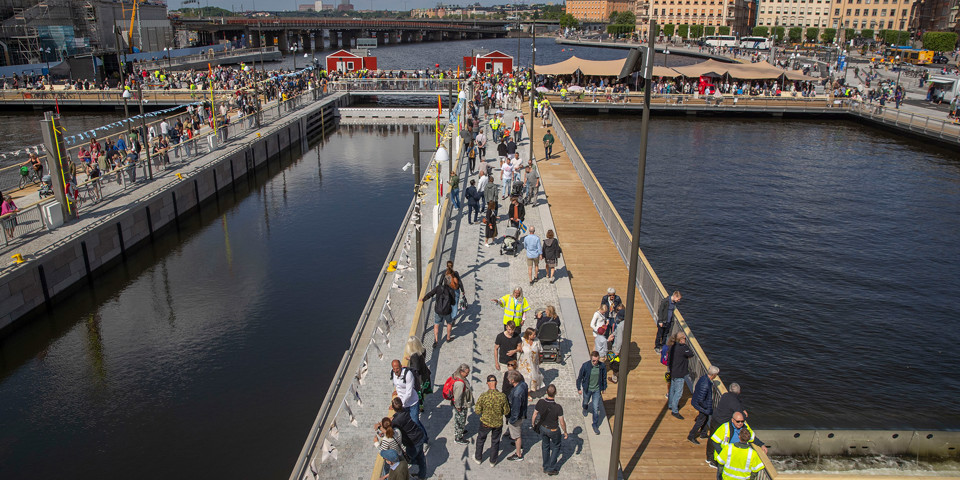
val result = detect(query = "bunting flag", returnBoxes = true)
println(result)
[319,437,338,463]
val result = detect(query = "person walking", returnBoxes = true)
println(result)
[500,159,513,199]
[609,308,625,384]
[505,370,528,462]
[717,429,766,480]
[474,374,510,466]
[390,359,426,437]
[475,130,487,164]
[689,365,720,444]
[421,274,457,348]
[493,287,530,329]
[517,327,543,396]
[591,304,609,340]
[465,179,481,224]
[1,194,19,239]
[494,321,522,371]
[541,230,562,283]
[390,397,427,479]
[542,129,555,159]
[523,164,540,205]
[483,174,498,214]
[532,384,568,476]
[477,172,490,211]
[483,201,498,246]
[667,331,694,420]
[449,171,461,210]
[656,290,682,353]
[450,363,474,445]
[508,196,525,229]
[576,351,608,435]
[522,226,543,285]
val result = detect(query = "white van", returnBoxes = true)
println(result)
[928,76,960,103]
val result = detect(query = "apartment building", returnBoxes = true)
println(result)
[635,0,752,36]
[756,0,916,30]
[566,0,638,22]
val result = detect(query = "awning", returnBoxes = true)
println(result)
[929,76,957,85]
[535,56,629,77]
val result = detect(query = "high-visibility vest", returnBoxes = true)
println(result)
[710,422,756,461]
[717,443,764,480]
[499,294,529,325]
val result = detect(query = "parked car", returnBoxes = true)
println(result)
[932,53,950,64]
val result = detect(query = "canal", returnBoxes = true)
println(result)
[0,124,432,479]
[562,115,960,429]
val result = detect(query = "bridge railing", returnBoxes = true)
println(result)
[327,79,460,93]
[134,47,280,71]
[548,107,779,478]
[848,100,960,144]
[542,91,835,107]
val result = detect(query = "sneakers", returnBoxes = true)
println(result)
[688,436,701,445]
[593,425,601,435]
[433,341,438,348]
[581,409,588,417]
[706,460,718,469]
[671,412,685,420]
[507,454,523,462]
[489,459,497,467]
[455,438,469,445]
[654,347,661,354]
[473,457,482,465]
[546,470,559,476]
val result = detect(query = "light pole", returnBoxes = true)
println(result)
[135,80,153,180]
[292,43,298,70]
[664,46,670,67]
[894,54,902,88]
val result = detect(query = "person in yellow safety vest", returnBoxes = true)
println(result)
[710,412,767,469]
[717,428,765,480]
[533,98,539,117]
[492,287,530,328]
[560,87,567,101]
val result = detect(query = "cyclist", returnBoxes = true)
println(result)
[28,153,43,179]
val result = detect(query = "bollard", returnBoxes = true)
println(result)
[387,261,397,272]
[11,253,25,264]
[176,173,183,180]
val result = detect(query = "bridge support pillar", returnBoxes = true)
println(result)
[315,31,324,51]
[300,33,312,52]
[341,31,353,49]
[376,31,385,46]
[278,30,289,54]
[388,31,399,44]
[330,31,340,50]
[251,30,261,48]
[414,32,423,42]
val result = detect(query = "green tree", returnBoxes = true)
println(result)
[718,25,730,35]
[881,29,910,45]
[678,24,689,38]
[922,31,959,51]
[788,27,802,43]
[559,13,579,29]
[663,24,675,37]
[609,10,619,23]
[821,28,836,43]
[607,24,634,35]
[614,11,636,25]
[690,24,704,38]
[860,28,874,40]
[772,26,786,42]
[805,27,820,42]
[541,5,564,20]
[705,26,716,36]
[752,26,769,37]
[844,28,856,41]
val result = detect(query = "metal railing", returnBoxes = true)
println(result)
[542,91,834,107]
[327,79,461,93]
[548,108,779,479]
[848,100,960,143]
[134,47,281,71]
[0,89,238,105]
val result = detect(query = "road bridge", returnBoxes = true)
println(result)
[175,17,508,54]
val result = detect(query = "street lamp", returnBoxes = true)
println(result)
[664,46,670,67]
[894,54,902,88]
[292,43,298,70]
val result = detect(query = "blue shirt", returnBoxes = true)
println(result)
[507,381,528,422]
[523,234,542,259]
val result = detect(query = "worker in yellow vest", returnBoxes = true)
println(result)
[709,412,766,467]
[493,287,530,328]
[717,428,766,480]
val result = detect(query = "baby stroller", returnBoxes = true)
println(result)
[38,175,54,198]
[500,226,520,256]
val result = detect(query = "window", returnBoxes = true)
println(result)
[852,20,858,27]
[872,8,877,14]
[854,8,859,13]
[845,19,850,26]
[880,8,885,14]
[901,8,907,15]
[846,7,851,13]
[835,8,840,13]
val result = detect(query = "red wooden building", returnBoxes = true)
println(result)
[463,51,514,73]
[325,50,377,72]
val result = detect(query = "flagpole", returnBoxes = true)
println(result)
[209,63,218,137]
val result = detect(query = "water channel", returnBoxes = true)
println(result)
[0,38,958,478]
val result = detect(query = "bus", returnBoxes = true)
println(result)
[703,35,738,47]
[739,36,772,50]
[884,46,934,65]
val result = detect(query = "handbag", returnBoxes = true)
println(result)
[458,293,467,312]
[532,413,544,434]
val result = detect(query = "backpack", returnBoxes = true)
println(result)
[660,345,670,366]
[442,375,464,401]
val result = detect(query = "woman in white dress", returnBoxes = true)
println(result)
[517,327,543,400]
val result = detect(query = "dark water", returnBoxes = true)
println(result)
[562,115,960,429]
[0,124,432,479]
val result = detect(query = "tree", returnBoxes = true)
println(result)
[772,26,786,43]
[860,28,874,40]
[614,10,636,25]
[881,29,910,45]
[718,26,730,35]
[559,13,579,29]
[663,24,675,37]
[788,27,802,43]
[923,31,959,51]
[690,24,704,38]
[607,24,634,35]
[805,27,819,42]
[844,28,856,41]
[705,26,717,36]
[609,10,619,23]
[821,28,836,43]
[752,26,769,37]
[678,24,689,38]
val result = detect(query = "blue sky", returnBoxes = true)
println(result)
[176,0,555,12]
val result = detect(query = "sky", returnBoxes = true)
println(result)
[177,0,555,13]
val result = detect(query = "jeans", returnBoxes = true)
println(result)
[451,187,461,209]
[407,400,427,438]
[502,178,512,198]
[655,323,671,349]
[467,202,480,223]
[405,438,427,476]
[475,422,502,462]
[544,144,553,158]
[668,377,686,414]
[690,411,711,439]
[540,428,562,472]
[452,290,461,318]
[582,389,603,429]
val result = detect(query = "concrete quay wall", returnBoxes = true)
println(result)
[0,94,349,335]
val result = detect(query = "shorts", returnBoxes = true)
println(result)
[507,418,523,439]
[545,259,557,268]
[434,312,452,325]
[527,257,540,267]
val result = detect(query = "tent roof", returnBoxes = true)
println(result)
[535,56,628,76]
[670,59,812,80]
[652,66,681,77]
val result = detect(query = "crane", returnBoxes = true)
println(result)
[124,0,142,53]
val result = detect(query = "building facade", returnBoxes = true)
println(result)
[910,0,959,32]
[567,0,638,22]
[635,0,751,36]
[755,0,917,32]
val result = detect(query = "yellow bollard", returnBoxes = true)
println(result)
[387,261,397,272]
[11,253,24,264]
[175,173,183,180]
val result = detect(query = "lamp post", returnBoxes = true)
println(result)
[135,80,153,180]
[894,54,902,88]
[292,43,298,70]
[664,46,670,67]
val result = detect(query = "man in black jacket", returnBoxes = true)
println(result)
[422,275,456,348]
[465,179,482,224]
[689,365,719,444]
[655,291,682,353]
[391,397,427,478]
[668,332,694,420]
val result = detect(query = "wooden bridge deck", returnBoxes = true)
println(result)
[523,104,714,479]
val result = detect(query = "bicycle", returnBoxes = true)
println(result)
[18,165,40,189]
[80,179,102,205]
